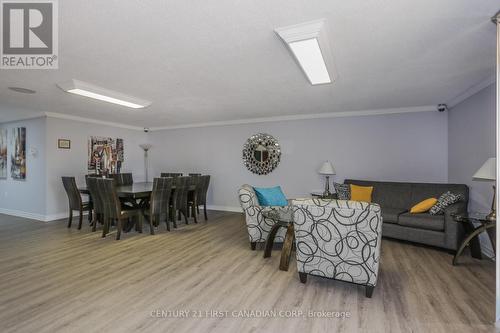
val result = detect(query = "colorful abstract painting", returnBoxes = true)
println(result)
[11,127,26,180]
[88,137,124,175]
[0,129,7,179]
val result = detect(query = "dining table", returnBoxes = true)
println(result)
[78,182,196,230]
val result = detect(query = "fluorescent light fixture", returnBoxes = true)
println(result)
[275,19,334,85]
[57,79,151,109]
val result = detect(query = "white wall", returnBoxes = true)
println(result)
[150,111,449,210]
[45,117,148,218]
[0,117,47,218]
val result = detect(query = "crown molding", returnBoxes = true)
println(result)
[44,112,144,131]
[149,105,438,131]
[446,74,496,108]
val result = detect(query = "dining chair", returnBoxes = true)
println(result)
[86,177,104,232]
[62,177,90,230]
[144,177,174,233]
[172,176,190,225]
[187,176,200,223]
[97,178,143,240]
[161,172,183,178]
[112,173,133,186]
[196,175,210,220]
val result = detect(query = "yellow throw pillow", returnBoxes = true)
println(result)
[350,184,373,203]
[410,198,438,214]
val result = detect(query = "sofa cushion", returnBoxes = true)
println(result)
[382,207,408,224]
[344,180,412,209]
[410,183,468,207]
[398,213,445,231]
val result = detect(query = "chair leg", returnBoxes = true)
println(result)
[299,272,307,284]
[67,209,73,228]
[77,209,84,230]
[204,204,208,221]
[102,218,109,238]
[250,242,257,250]
[197,206,200,214]
[116,219,122,240]
[192,205,198,224]
[365,286,374,298]
[149,216,155,235]
[182,209,189,225]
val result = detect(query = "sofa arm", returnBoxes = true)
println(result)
[444,201,468,250]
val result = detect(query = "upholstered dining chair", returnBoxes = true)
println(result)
[97,178,143,240]
[186,176,200,223]
[238,184,288,250]
[194,175,210,220]
[291,198,383,298]
[171,176,190,225]
[86,177,104,232]
[112,173,133,186]
[144,177,174,233]
[161,172,183,178]
[62,177,90,230]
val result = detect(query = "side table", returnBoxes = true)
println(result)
[262,208,295,271]
[452,212,496,266]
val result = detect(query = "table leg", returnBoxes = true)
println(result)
[279,223,295,271]
[264,224,283,258]
[463,219,482,259]
[453,223,496,266]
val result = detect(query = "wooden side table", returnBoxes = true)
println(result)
[262,208,295,271]
[452,212,496,265]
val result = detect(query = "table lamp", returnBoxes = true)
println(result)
[473,157,496,221]
[318,161,336,196]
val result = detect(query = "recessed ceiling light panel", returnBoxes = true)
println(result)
[275,19,335,85]
[57,79,152,109]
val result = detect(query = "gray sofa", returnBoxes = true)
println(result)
[344,179,469,251]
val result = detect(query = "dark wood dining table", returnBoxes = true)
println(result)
[78,182,195,230]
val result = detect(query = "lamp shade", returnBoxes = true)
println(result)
[473,158,496,181]
[318,161,336,175]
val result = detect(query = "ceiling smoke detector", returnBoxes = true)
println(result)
[8,87,36,94]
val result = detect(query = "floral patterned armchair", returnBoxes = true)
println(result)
[292,198,383,298]
[238,184,288,250]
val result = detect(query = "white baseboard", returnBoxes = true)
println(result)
[206,205,242,213]
[0,208,88,222]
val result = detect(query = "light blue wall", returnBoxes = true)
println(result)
[150,111,449,209]
[0,117,47,218]
[448,83,496,256]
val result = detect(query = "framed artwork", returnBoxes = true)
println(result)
[11,127,26,180]
[88,136,124,175]
[0,129,6,179]
[58,139,71,149]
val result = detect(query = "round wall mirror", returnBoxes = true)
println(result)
[242,133,281,175]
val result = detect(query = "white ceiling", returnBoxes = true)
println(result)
[0,0,497,127]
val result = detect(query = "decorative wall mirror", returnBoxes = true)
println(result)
[242,133,281,175]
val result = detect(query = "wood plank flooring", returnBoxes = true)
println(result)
[0,211,496,333]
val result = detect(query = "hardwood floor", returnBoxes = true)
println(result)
[0,211,496,333]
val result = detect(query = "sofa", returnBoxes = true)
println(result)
[238,184,288,250]
[344,179,469,251]
[292,198,383,297]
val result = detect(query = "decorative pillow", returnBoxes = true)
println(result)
[334,183,351,200]
[350,184,373,203]
[410,198,438,214]
[253,186,288,206]
[429,191,463,215]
